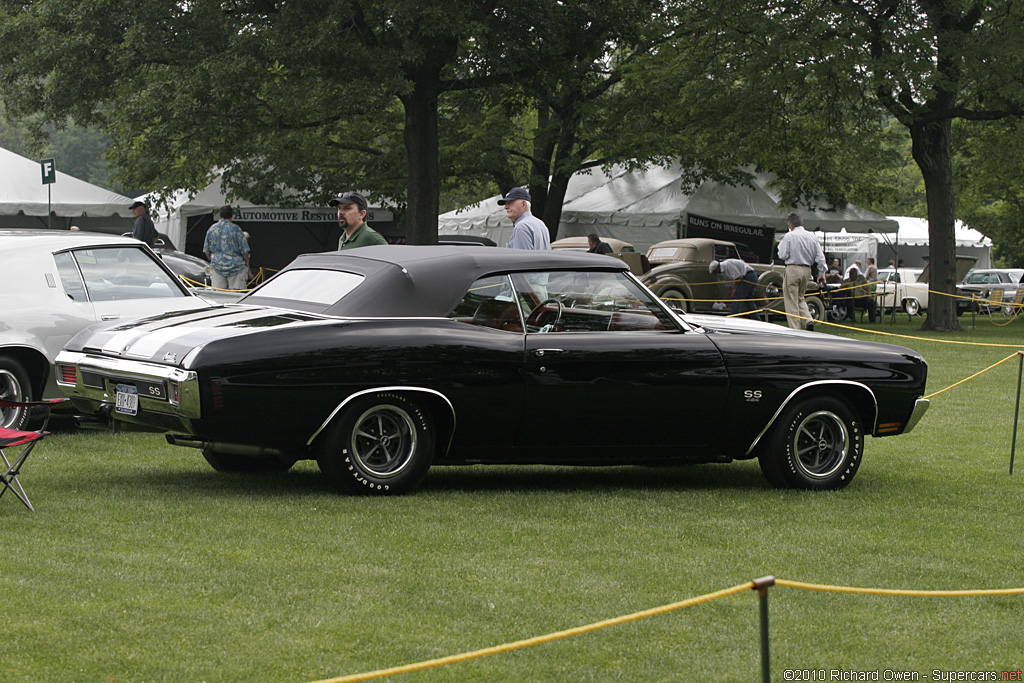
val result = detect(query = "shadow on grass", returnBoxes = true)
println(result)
[84,465,334,500]
[421,462,772,494]
[83,461,773,501]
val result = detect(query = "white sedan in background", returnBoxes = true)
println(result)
[0,229,219,429]
[875,267,929,315]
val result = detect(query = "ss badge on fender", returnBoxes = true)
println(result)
[744,390,762,402]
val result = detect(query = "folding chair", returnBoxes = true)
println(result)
[1003,288,1024,317]
[0,397,68,511]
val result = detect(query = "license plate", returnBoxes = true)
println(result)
[115,384,139,416]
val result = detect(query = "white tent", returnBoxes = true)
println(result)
[438,162,898,252]
[0,147,135,230]
[872,216,992,269]
[815,230,878,273]
[145,174,254,250]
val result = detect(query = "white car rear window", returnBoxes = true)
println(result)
[252,269,364,305]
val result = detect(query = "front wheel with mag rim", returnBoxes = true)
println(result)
[317,393,435,495]
[758,395,863,490]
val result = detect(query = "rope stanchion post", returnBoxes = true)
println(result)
[1012,351,1024,475]
[752,576,775,683]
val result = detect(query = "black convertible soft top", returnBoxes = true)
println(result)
[242,245,631,317]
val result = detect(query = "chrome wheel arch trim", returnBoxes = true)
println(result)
[307,386,456,452]
[744,380,878,456]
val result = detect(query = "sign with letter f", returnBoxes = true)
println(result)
[40,158,56,185]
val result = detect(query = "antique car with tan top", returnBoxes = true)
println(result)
[640,238,826,321]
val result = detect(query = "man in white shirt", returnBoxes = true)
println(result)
[710,258,764,321]
[777,212,827,330]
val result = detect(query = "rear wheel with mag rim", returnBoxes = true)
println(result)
[317,393,435,495]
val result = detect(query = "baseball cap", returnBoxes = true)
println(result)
[129,200,147,210]
[329,191,368,211]
[497,187,530,205]
[709,260,720,274]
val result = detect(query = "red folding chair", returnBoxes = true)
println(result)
[0,397,68,511]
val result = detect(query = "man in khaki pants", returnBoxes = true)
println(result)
[776,212,827,330]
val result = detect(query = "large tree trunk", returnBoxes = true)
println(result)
[541,170,571,243]
[533,99,582,243]
[401,71,441,245]
[910,118,960,331]
[529,104,556,229]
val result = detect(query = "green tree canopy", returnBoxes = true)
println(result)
[625,0,1024,331]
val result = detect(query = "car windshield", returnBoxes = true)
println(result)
[244,269,364,308]
[965,272,998,284]
[54,246,187,301]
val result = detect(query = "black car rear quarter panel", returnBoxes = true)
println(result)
[188,318,527,453]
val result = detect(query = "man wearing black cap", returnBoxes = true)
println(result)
[329,191,388,250]
[129,200,157,248]
[498,187,551,250]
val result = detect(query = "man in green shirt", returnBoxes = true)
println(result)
[329,191,388,250]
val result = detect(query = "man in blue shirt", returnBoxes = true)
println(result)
[498,188,551,250]
[203,205,251,291]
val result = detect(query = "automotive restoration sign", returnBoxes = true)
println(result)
[685,213,775,264]
[235,207,395,223]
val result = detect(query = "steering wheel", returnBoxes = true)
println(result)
[525,298,563,332]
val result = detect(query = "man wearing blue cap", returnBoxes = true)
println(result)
[498,187,551,250]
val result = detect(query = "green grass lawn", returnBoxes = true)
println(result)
[3,315,1023,682]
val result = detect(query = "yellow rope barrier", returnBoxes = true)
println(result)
[775,578,1024,597]
[177,274,251,293]
[922,352,1020,399]
[304,576,1024,683]
[306,582,755,683]
[787,311,1024,348]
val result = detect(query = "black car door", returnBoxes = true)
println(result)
[513,271,729,454]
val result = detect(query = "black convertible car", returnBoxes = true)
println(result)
[56,246,929,494]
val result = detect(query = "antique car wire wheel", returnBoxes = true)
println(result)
[757,271,783,299]
[0,356,31,430]
[805,295,825,322]
[349,403,419,478]
[789,409,850,480]
[660,288,689,313]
